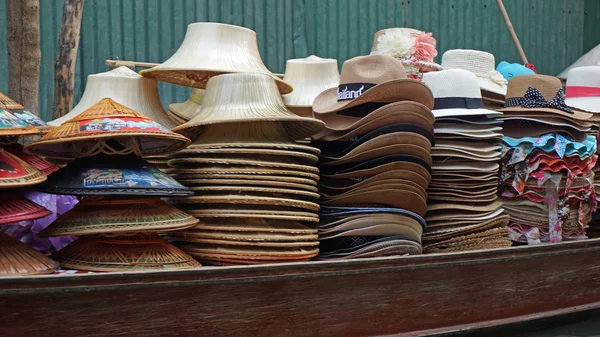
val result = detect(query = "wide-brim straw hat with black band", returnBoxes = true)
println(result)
[500,74,593,121]
[312,54,434,115]
[168,89,205,122]
[49,67,178,129]
[441,49,508,96]
[282,55,340,117]
[25,98,191,159]
[140,23,292,94]
[0,92,52,133]
[564,66,600,113]
[0,149,46,188]
[0,232,58,275]
[172,73,325,140]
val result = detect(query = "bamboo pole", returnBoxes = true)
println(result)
[496,0,529,64]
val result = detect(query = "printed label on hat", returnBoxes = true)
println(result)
[0,109,29,129]
[78,117,170,133]
[337,83,376,101]
[11,109,47,127]
[81,167,182,189]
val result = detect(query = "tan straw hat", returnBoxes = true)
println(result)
[172,73,325,140]
[0,232,58,275]
[282,55,340,117]
[0,92,52,133]
[0,149,46,188]
[312,54,434,114]
[140,23,292,94]
[26,98,191,159]
[168,89,205,122]
[49,67,177,129]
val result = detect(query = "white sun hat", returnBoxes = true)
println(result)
[441,49,507,96]
[565,66,600,113]
[422,69,502,118]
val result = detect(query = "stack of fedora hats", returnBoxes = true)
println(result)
[498,74,597,244]
[441,49,508,110]
[168,89,205,124]
[25,98,203,271]
[166,73,325,265]
[311,54,435,259]
[420,69,511,253]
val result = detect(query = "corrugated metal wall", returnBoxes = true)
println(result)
[0,0,598,121]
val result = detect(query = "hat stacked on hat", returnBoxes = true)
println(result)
[0,92,53,134]
[420,69,511,253]
[166,73,325,265]
[310,54,435,259]
[498,74,597,244]
[26,98,202,272]
[168,89,205,124]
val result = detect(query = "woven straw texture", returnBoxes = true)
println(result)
[168,89,204,121]
[0,232,58,275]
[0,197,52,225]
[0,92,52,133]
[5,144,59,176]
[0,149,47,188]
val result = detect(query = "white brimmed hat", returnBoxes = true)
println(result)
[48,66,176,128]
[422,69,501,118]
[565,66,600,113]
[441,49,507,96]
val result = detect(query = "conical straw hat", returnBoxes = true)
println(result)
[26,98,191,159]
[168,89,204,122]
[0,232,58,275]
[0,149,46,188]
[172,73,324,140]
[282,55,339,117]
[0,108,40,137]
[48,67,177,128]
[0,196,52,225]
[5,144,59,176]
[40,198,198,236]
[140,23,292,94]
[0,92,52,133]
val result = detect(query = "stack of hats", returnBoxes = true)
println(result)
[168,89,205,124]
[0,92,53,133]
[166,73,325,265]
[420,69,511,253]
[497,74,597,244]
[311,54,435,259]
[26,98,203,272]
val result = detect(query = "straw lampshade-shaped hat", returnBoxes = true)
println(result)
[140,23,292,94]
[0,149,46,188]
[25,98,191,159]
[282,55,340,117]
[0,232,58,275]
[168,89,205,122]
[441,49,508,96]
[565,66,600,113]
[172,73,325,140]
[0,196,52,225]
[0,92,52,133]
[49,67,176,128]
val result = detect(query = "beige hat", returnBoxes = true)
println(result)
[140,23,292,94]
[441,49,507,96]
[168,89,205,122]
[282,55,340,117]
[565,66,600,113]
[172,73,325,140]
[49,67,176,128]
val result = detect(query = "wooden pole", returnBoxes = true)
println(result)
[496,0,529,64]
[52,0,84,120]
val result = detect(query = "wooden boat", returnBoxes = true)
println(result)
[1,239,600,336]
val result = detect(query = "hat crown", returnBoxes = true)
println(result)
[339,54,408,85]
[371,27,423,51]
[283,56,340,108]
[422,69,482,99]
[566,66,600,89]
[441,49,496,77]
[505,74,562,99]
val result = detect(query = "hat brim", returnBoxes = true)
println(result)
[478,78,507,96]
[432,107,502,118]
[312,79,434,114]
[566,97,600,113]
[168,100,202,121]
[499,106,593,121]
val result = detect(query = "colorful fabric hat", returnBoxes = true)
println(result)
[441,49,507,96]
[172,73,325,140]
[5,144,59,176]
[496,61,535,81]
[40,198,198,236]
[0,232,59,275]
[564,66,600,113]
[312,54,434,115]
[25,98,191,159]
[0,92,52,133]
[0,196,52,225]
[0,149,46,188]
[36,154,192,196]
[55,233,201,272]
[168,89,204,122]
[49,67,178,128]
[140,23,292,94]
[281,55,340,117]
[371,28,442,80]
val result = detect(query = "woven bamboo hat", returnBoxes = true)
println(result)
[40,198,198,236]
[48,67,177,128]
[0,232,58,275]
[0,149,46,188]
[37,154,193,196]
[26,98,191,159]
[0,196,52,225]
[5,144,59,176]
[0,108,40,137]
[312,54,434,114]
[441,49,508,96]
[140,23,292,94]
[168,89,205,122]
[172,73,325,140]
[0,92,52,133]
[282,55,340,117]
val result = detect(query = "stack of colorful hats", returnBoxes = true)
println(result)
[25,98,203,271]
[497,74,597,244]
[166,73,325,265]
[310,54,435,259]
[420,69,511,253]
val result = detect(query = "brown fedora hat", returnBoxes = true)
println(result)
[319,172,428,193]
[312,54,434,114]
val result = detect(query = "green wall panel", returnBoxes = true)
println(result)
[0,0,599,121]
